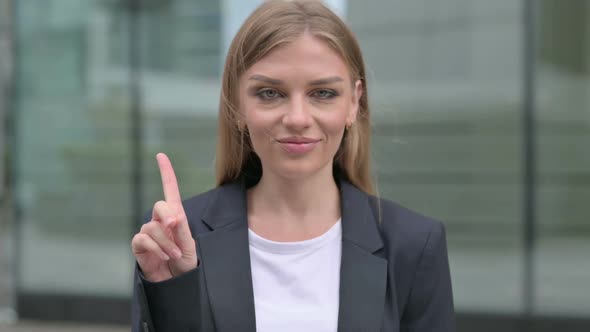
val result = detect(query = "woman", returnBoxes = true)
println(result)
[131,1,455,331]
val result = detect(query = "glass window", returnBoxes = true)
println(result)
[138,0,222,211]
[15,0,134,297]
[0,0,10,200]
[348,0,525,314]
[9,0,590,327]
[535,0,590,317]
[0,0,15,317]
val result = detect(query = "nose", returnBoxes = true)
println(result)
[282,94,313,130]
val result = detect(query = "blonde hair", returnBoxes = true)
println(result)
[215,0,374,195]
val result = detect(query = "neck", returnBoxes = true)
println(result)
[247,164,340,227]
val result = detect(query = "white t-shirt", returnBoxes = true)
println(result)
[248,219,342,332]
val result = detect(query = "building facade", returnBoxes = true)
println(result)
[0,0,589,331]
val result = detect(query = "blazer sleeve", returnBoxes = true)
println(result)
[131,263,210,332]
[131,210,213,332]
[400,221,456,332]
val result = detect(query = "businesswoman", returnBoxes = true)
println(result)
[131,1,455,331]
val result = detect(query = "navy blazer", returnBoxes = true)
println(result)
[132,177,456,332]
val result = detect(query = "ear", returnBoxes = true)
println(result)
[347,79,363,124]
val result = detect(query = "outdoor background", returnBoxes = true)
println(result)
[0,0,588,331]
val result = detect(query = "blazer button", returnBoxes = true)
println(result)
[142,321,149,332]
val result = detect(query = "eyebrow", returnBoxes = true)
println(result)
[249,75,283,85]
[248,75,344,86]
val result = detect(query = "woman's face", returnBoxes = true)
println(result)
[239,33,362,181]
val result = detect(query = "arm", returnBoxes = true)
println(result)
[131,154,209,331]
[132,264,208,332]
[401,222,456,332]
[131,266,153,332]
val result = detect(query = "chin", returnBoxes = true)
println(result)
[264,159,333,182]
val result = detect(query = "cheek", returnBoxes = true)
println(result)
[320,112,348,151]
[318,112,348,137]
[327,129,345,153]
[244,116,278,155]
[248,126,271,149]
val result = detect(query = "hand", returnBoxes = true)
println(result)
[131,153,198,282]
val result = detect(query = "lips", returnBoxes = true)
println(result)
[276,136,321,144]
[276,136,321,154]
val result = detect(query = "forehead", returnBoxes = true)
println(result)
[244,33,351,81]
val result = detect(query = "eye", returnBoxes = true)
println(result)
[311,89,338,99]
[256,88,282,101]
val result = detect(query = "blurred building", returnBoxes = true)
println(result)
[0,0,589,331]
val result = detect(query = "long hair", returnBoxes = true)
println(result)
[215,0,374,195]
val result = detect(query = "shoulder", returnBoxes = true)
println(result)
[181,187,220,219]
[372,195,445,235]
[370,197,455,327]
[369,195,448,260]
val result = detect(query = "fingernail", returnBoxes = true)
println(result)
[162,253,170,261]
[172,249,182,259]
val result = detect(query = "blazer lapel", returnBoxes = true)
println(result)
[197,180,257,332]
[337,180,388,332]
[194,178,387,332]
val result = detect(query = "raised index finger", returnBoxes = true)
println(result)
[156,153,182,207]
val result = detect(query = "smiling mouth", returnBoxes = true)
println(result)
[275,137,321,144]
[275,137,321,154]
